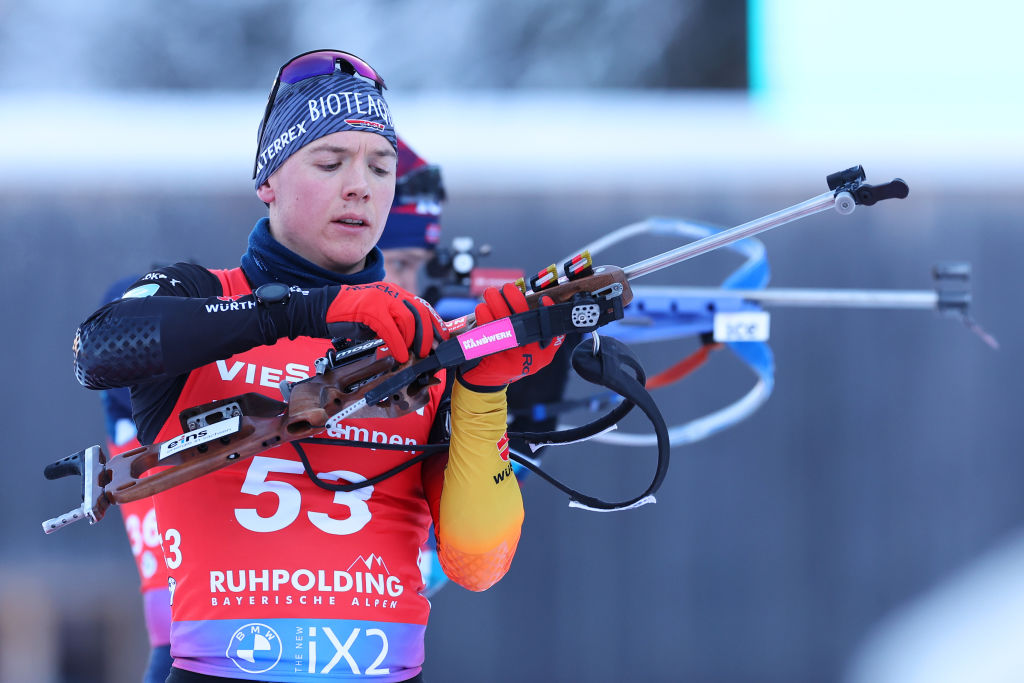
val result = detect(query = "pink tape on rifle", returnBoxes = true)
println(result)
[457,318,518,360]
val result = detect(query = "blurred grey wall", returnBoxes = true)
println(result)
[0,0,746,91]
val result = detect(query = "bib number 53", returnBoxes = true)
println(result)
[234,456,372,535]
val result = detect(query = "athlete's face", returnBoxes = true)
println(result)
[382,247,432,294]
[257,131,397,274]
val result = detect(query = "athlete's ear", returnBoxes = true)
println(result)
[256,181,275,204]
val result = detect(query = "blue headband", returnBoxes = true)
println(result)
[254,71,397,189]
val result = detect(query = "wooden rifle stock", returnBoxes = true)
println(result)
[525,265,633,308]
[44,348,434,531]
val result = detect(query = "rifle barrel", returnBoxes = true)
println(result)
[632,285,940,310]
[623,191,841,281]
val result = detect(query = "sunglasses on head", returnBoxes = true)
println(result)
[253,50,387,179]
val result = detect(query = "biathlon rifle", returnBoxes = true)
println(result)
[42,165,907,532]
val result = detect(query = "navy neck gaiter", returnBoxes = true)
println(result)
[240,217,384,289]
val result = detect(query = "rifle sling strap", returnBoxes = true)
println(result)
[295,335,671,512]
[509,336,670,511]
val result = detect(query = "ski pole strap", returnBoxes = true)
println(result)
[509,335,671,512]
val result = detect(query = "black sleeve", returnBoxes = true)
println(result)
[73,263,336,390]
[73,263,337,445]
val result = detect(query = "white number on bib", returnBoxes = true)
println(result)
[126,508,163,557]
[164,528,182,569]
[234,456,373,535]
[234,456,304,532]
[307,470,372,536]
[125,514,143,556]
[142,507,161,548]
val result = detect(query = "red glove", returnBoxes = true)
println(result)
[326,283,446,363]
[459,283,565,389]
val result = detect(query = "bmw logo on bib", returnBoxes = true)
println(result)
[227,622,283,674]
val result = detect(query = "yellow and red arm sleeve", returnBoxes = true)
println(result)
[433,380,524,591]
